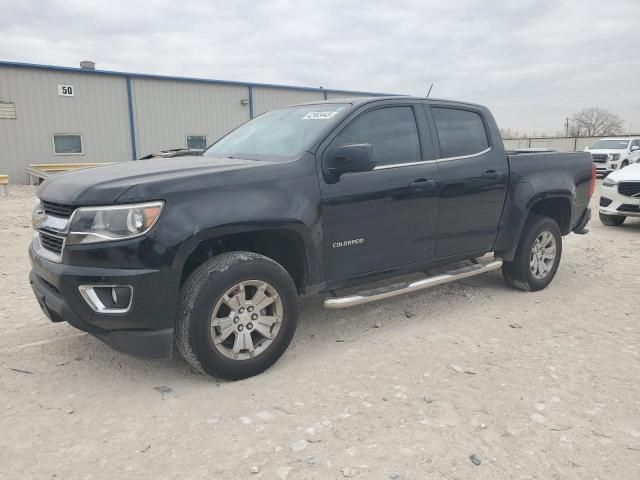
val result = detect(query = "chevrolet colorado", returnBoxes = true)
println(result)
[29,97,595,379]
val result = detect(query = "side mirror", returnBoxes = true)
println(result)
[326,143,376,177]
[631,145,639,152]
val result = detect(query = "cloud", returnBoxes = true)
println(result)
[1,0,639,134]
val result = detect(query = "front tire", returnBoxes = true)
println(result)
[599,213,626,226]
[176,251,298,380]
[502,215,562,291]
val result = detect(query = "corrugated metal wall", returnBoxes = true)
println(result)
[251,87,324,116]
[0,63,390,183]
[0,67,131,183]
[325,92,372,100]
[130,79,249,158]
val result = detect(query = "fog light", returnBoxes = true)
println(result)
[79,285,133,313]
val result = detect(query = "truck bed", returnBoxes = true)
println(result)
[492,150,593,257]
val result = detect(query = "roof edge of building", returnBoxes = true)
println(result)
[0,60,398,97]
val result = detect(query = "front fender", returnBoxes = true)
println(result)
[149,172,323,290]
[170,220,321,285]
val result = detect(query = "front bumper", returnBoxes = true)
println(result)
[593,162,619,175]
[29,244,175,359]
[599,185,640,217]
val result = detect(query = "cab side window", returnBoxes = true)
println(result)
[432,107,489,158]
[332,107,421,167]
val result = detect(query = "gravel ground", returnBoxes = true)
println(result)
[0,184,639,480]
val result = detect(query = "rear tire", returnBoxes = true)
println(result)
[599,213,626,226]
[176,251,298,380]
[502,215,562,292]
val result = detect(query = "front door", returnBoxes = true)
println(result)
[428,105,509,258]
[319,104,439,280]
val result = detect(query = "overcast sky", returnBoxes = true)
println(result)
[2,0,639,135]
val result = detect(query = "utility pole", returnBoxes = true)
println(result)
[565,117,569,137]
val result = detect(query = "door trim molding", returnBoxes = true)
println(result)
[372,147,492,170]
[438,147,492,162]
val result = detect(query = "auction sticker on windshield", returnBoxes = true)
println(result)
[302,111,339,120]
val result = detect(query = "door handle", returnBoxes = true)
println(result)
[482,170,504,180]
[409,178,435,190]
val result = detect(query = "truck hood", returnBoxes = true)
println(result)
[607,163,640,182]
[37,156,270,205]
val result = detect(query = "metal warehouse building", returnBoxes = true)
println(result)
[0,61,388,184]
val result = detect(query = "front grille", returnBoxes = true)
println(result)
[39,232,64,254]
[41,200,75,218]
[591,154,608,162]
[618,182,640,197]
[618,204,640,213]
[600,197,612,207]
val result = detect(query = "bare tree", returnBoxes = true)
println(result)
[569,107,624,137]
[568,123,583,137]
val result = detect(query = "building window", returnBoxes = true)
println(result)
[0,102,16,120]
[53,134,83,155]
[186,135,207,150]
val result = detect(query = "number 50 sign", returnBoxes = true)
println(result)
[57,85,74,97]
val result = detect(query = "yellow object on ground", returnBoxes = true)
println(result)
[0,174,8,195]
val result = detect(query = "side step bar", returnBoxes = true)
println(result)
[324,258,503,309]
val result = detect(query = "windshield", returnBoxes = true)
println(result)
[205,103,350,159]
[589,140,629,150]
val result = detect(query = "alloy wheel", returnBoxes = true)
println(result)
[210,280,283,360]
[529,231,556,279]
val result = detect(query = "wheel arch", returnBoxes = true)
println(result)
[497,193,572,262]
[527,195,573,235]
[175,225,312,294]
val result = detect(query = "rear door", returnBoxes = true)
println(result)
[318,101,439,280]
[426,104,508,258]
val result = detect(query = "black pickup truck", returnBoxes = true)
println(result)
[29,97,594,379]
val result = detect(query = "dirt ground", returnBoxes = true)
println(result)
[1,184,639,480]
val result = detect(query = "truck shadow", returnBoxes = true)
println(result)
[39,270,518,384]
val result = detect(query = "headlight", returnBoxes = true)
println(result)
[31,197,43,228]
[610,153,620,161]
[67,201,164,245]
[602,177,618,187]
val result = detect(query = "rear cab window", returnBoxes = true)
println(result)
[431,107,489,158]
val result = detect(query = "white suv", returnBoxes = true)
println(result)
[599,163,640,226]
[585,137,640,176]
